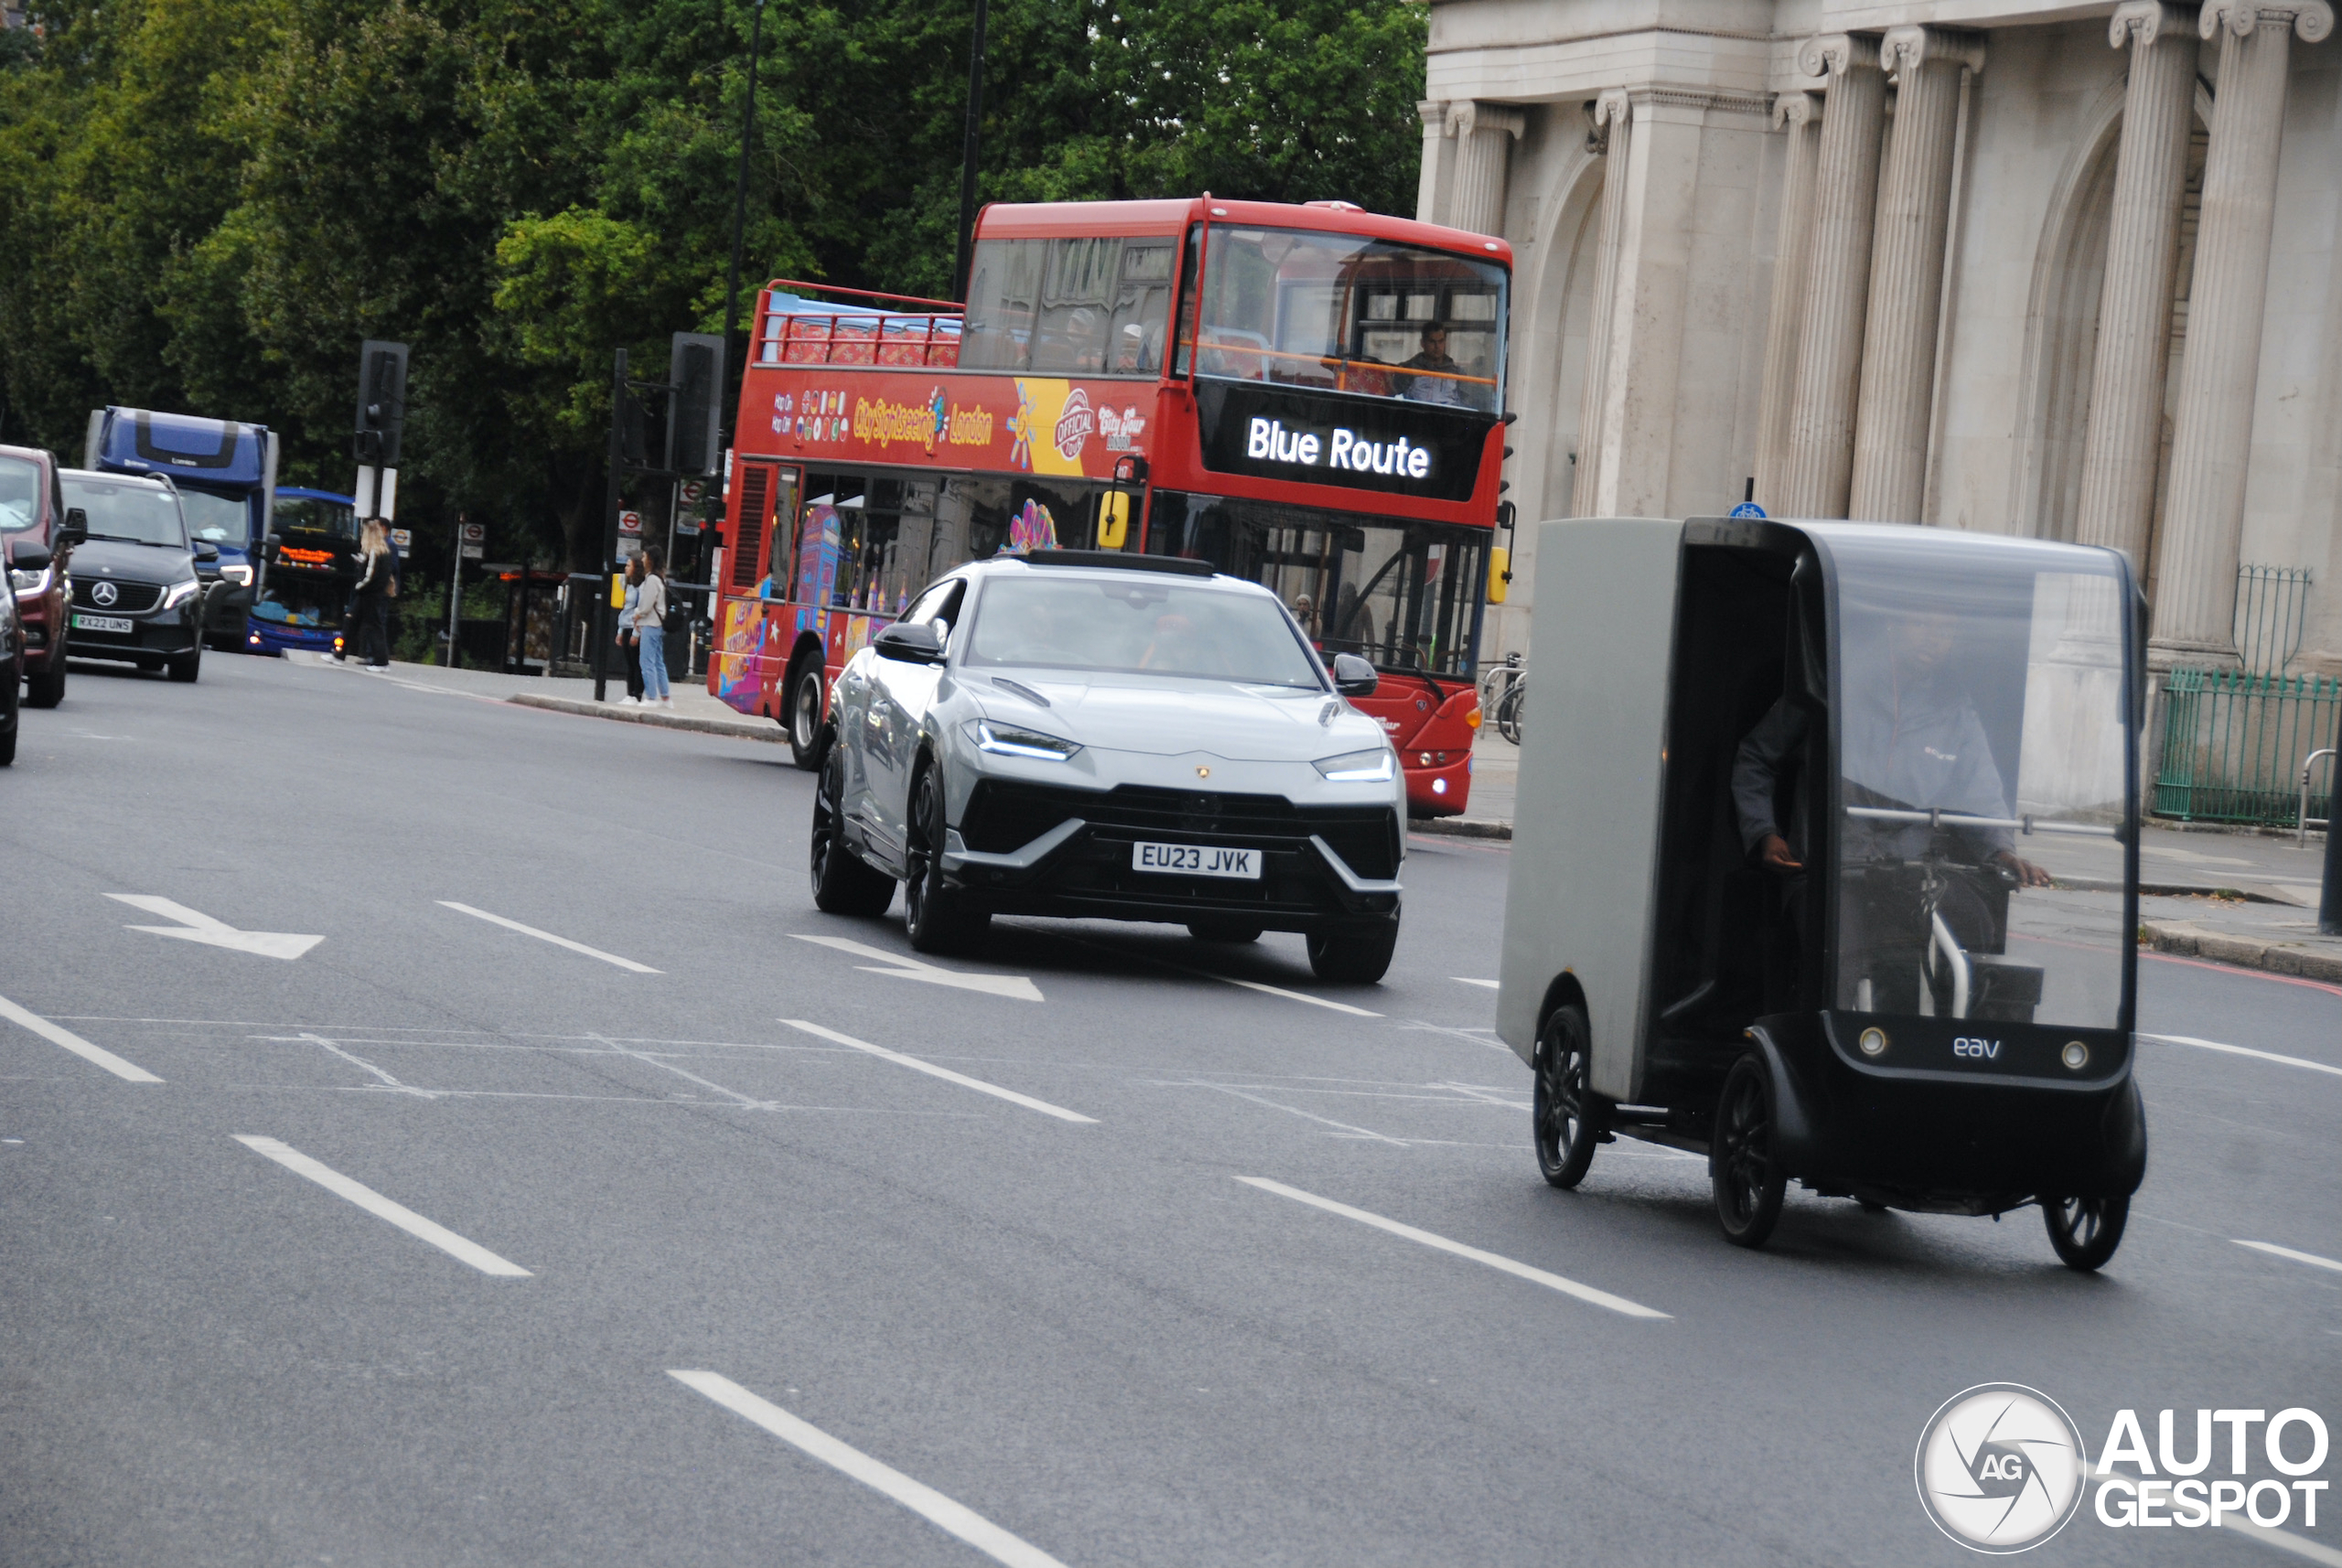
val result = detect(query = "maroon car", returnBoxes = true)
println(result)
[2,443,75,708]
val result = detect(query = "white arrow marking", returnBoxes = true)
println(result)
[108,896,323,961]
[791,934,1043,1002]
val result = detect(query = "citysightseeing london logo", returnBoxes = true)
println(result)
[1916,1385,2089,1552]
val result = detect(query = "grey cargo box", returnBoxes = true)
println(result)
[1496,518,1683,1101]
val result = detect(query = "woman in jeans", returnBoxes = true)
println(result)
[634,545,671,707]
[616,555,645,703]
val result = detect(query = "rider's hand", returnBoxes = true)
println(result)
[1995,851,2054,888]
[1758,834,1803,874]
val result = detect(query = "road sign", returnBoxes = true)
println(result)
[460,544,485,560]
[618,510,643,537]
[1729,501,1767,520]
[680,479,705,507]
[460,521,486,545]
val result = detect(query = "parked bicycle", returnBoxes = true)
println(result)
[1480,653,1527,746]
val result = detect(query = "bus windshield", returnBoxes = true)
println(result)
[275,495,358,540]
[965,575,1324,690]
[1148,492,1487,678]
[1184,227,1507,413]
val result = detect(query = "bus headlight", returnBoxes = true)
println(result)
[219,564,253,586]
[1314,747,1395,782]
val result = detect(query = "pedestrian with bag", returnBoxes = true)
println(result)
[349,519,399,669]
[634,545,671,708]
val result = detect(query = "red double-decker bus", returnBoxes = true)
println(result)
[709,196,1511,816]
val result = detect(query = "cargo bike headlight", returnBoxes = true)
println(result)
[1313,746,1396,783]
[967,718,1082,762]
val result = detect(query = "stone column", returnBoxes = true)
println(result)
[2154,0,2332,656]
[1415,101,1452,226]
[1755,91,1821,510]
[1573,91,1632,514]
[1778,35,1887,519]
[1445,101,1525,238]
[1849,27,1983,522]
[2076,4,2199,568]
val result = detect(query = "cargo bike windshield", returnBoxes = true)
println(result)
[1824,532,2135,1032]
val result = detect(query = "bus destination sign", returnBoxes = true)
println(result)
[1191,382,1488,503]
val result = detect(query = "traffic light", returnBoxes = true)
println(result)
[353,340,410,467]
[666,332,725,478]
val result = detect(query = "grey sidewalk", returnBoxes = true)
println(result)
[286,651,784,743]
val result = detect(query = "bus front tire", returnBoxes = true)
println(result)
[1711,1054,1786,1249]
[787,657,824,771]
[1305,913,1398,984]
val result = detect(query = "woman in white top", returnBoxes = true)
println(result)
[633,545,671,706]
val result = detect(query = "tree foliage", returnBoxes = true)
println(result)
[0,0,1425,567]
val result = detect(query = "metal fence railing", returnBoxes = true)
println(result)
[2154,666,2340,826]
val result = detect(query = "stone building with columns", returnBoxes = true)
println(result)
[1417,0,2341,677]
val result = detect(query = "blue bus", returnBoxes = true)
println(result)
[249,486,360,655]
[85,406,360,655]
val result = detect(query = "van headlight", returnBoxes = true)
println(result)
[163,580,201,608]
[1314,746,1396,782]
[967,718,1081,761]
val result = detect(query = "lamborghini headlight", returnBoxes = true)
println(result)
[1314,746,1397,782]
[967,718,1082,761]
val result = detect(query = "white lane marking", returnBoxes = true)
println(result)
[781,1020,1096,1123]
[1050,932,1381,1016]
[233,1136,531,1277]
[2234,1239,2342,1274]
[2214,1511,2342,1568]
[791,934,1043,1002]
[2142,1033,2342,1080]
[1235,1176,1670,1320]
[0,993,163,1083]
[669,1371,1068,1568]
[1176,1081,1410,1145]
[591,1032,779,1111]
[300,1033,437,1098]
[437,902,661,973]
[107,895,323,961]
[1453,977,1500,989]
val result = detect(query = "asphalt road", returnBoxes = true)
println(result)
[3,653,2337,1567]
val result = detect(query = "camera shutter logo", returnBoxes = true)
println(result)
[1915,1384,2089,1552]
[91,581,118,607]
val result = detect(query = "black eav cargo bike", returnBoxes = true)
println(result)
[1495,517,2147,1268]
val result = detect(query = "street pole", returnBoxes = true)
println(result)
[951,0,989,302]
[446,512,464,669]
[2322,702,2341,936]
[720,0,768,435]
[594,348,626,703]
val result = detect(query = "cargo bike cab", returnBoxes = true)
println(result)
[1496,517,2146,1268]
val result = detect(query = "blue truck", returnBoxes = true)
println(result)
[85,406,358,655]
